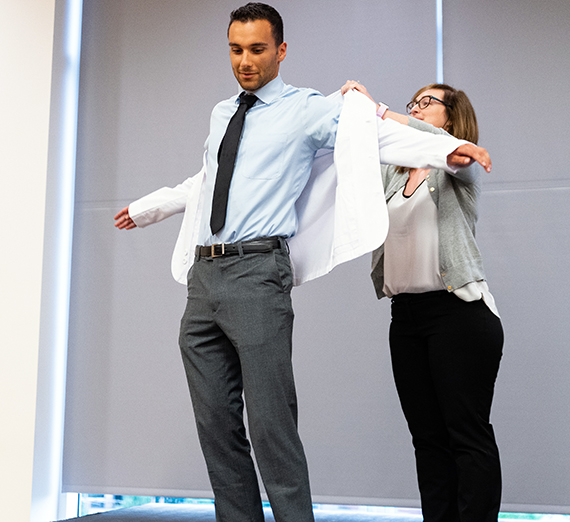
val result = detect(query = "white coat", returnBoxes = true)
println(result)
[129,90,464,286]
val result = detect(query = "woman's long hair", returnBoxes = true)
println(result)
[396,84,479,174]
[410,83,479,144]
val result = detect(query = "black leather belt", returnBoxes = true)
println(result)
[196,237,283,258]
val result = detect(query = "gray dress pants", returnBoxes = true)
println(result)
[178,244,314,522]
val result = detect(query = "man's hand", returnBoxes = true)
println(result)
[114,206,137,230]
[447,143,492,173]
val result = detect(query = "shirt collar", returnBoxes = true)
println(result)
[238,74,285,106]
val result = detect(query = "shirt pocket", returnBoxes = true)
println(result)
[239,132,288,180]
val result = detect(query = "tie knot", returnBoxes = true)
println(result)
[239,92,258,110]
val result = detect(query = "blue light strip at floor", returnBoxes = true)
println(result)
[78,495,570,521]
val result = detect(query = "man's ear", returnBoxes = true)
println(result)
[277,42,287,63]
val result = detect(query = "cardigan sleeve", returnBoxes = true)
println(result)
[376,117,467,173]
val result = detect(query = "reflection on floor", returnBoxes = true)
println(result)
[61,502,423,522]
[60,496,570,522]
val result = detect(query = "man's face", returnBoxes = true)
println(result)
[228,19,287,92]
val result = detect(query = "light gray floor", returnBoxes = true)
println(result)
[58,503,423,522]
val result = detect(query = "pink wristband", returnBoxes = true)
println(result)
[376,102,389,119]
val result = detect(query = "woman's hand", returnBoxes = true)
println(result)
[341,80,376,105]
[341,80,407,124]
[447,143,492,173]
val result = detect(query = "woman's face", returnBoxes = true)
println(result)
[409,88,450,129]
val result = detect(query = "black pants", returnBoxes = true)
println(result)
[390,291,504,522]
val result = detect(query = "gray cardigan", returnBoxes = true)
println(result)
[371,117,487,299]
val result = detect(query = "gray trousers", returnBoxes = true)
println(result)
[179,244,314,522]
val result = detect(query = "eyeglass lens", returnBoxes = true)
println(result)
[406,95,432,113]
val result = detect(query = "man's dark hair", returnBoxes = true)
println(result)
[228,3,284,46]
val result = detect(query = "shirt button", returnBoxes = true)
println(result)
[441,272,446,277]
[447,285,452,290]
[429,187,435,192]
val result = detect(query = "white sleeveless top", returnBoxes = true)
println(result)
[383,181,499,317]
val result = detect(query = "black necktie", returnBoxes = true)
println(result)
[210,92,258,235]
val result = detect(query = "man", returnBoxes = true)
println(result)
[114,4,491,521]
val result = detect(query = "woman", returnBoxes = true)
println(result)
[344,81,504,522]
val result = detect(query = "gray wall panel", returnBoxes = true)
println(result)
[293,256,417,502]
[64,0,570,513]
[65,0,437,503]
[477,188,570,510]
[443,0,570,188]
[444,0,570,511]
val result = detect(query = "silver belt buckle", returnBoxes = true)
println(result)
[211,243,225,258]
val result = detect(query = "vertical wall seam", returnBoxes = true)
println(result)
[436,0,443,83]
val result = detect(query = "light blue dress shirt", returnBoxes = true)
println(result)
[199,74,341,245]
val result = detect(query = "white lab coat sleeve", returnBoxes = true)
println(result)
[376,117,467,173]
[126,153,208,284]
[129,180,192,228]
[129,173,200,228]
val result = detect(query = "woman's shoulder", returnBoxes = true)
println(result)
[407,116,450,136]
[382,164,407,194]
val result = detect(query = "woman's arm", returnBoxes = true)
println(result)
[341,81,490,178]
